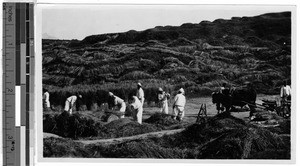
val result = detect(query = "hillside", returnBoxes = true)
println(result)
[42,12,291,107]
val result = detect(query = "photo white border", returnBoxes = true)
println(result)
[0,0,298,166]
[36,2,297,165]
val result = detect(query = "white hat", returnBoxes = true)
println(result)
[137,82,142,86]
[108,92,114,96]
[179,88,184,93]
[158,87,163,91]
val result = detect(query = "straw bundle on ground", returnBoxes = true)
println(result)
[253,111,283,121]
[43,112,290,159]
[97,119,162,139]
[43,111,105,139]
[44,137,94,157]
[144,113,180,127]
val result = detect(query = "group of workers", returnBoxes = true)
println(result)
[42,80,291,124]
[43,82,187,124]
[107,83,186,124]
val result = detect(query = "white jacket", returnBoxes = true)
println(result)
[131,96,142,110]
[43,92,50,107]
[67,95,77,105]
[136,88,144,100]
[173,93,186,107]
[280,85,291,98]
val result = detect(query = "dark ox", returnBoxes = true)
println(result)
[212,87,257,116]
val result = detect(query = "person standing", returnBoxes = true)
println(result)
[216,83,226,112]
[108,92,126,118]
[245,82,257,120]
[64,93,78,114]
[43,88,51,111]
[280,81,291,117]
[136,82,145,106]
[158,87,170,114]
[280,80,291,102]
[173,88,186,121]
[130,95,143,124]
[220,83,226,94]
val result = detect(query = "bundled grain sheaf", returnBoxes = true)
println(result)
[144,113,179,127]
[43,112,290,159]
[43,12,291,102]
[43,75,75,87]
[180,113,289,159]
[44,112,174,140]
[43,111,105,139]
[168,37,197,47]
[44,137,93,157]
[120,71,153,80]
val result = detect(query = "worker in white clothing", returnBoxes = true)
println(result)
[173,88,186,121]
[64,93,79,114]
[280,81,291,117]
[280,80,291,102]
[43,88,51,111]
[136,82,145,106]
[130,95,143,124]
[108,92,126,118]
[158,87,170,114]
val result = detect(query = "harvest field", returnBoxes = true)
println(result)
[42,10,291,159]
[43,95,290,159]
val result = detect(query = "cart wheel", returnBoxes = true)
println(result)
[279,105,288,118]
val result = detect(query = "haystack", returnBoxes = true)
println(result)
[144,113,179,127]
[43,112,290,159]
[44,137,93,157]
[100,119,162,139]
[43,111,105,139]
[87,139,196,158]
[180,112,289,159]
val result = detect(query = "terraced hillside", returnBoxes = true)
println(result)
[42,12,291,107]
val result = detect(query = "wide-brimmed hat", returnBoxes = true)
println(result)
[137,82,142,87]
[179,88,184,93]
[158,87,163,91]
[108,92,114,96]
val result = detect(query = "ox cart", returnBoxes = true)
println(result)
[232,99,291,118]
[261,99,291,118]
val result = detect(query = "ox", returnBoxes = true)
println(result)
[212,86,257,117]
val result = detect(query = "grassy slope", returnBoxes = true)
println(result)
[42,12,291,106]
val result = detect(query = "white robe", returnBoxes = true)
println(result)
[43,92,50,108]
[158,92,168,114]
[64,95,77,114]
[131,96,143,124]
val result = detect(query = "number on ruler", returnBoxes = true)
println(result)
[6,88,13,93]
[7,136,15,151]
[7,6,13,22]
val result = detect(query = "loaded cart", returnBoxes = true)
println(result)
[261,99,291,118]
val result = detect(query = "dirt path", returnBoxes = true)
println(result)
[75,128,185,145]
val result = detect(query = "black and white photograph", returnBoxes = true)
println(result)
[40,3,294,161]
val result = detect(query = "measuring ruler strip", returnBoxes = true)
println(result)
[15,4,21,166]
[3,3,34,166]
[3,3,16,166]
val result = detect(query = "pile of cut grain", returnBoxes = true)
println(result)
[144,113,179,127]
[44,112,181,139]
[43,111,105,139]
[44,112,290,159]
